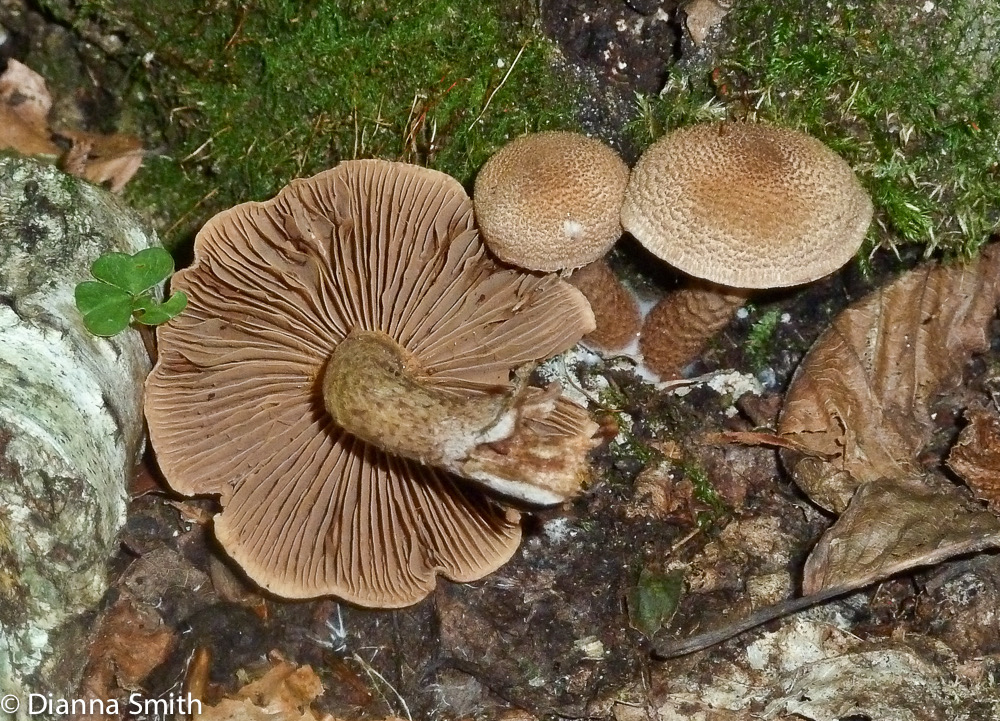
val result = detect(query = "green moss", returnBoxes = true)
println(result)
[633,0,1000,259]
[682,461,726,527]
[45,0,579,248]
[743,307,782,372]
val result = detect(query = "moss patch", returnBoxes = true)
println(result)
[633,0,1000,259]
[44,0,579,248]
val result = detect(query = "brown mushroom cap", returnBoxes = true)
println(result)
[145,159,596,608]
[621,123,873,289]
[474,131,629,272]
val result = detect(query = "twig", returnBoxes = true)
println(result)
[468,41,528,131]
[352,653,412,721]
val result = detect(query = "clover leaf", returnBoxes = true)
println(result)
[75,247,187,337]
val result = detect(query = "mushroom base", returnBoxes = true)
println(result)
[640,282,752,380]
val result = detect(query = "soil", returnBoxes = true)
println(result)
[2,0,1000,719]
[541,0,683,160]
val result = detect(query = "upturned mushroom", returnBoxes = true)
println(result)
[145,159,599,607]
[474,131,641,351]
[621,122,873,379]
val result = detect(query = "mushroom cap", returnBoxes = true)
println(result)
[145,159,596,608]
[474,131,629,272]
[621,123,873,289]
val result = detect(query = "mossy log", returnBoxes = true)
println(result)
[0,156,153,718]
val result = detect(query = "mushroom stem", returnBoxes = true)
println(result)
[639,281,752,380]
[323,329,519,468]
[324,329,599,505]
[567,259,642,353]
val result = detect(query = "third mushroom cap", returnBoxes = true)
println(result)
[621,122,873,378]
[145,159,599,607]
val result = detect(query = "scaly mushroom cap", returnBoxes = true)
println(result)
[621,122,873,288]
[145,159,596,608]
[474,131,629,272]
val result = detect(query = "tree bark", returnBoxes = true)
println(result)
[0,156,153,718]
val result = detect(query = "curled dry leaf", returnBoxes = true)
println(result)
[73,596,175,721]
[0,60,142,191]
[58,130,144,193]
[777,246,1000,595]
[779,245,1000,513]
[658,249,1000,652]
[0,59,59,156]
[802,476,1000,595]
[199,660,332,721]
[948,405,1000,511]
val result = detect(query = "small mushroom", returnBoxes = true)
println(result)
[474,131,640,351]
[621,122,872,378]
[474,131,629,272]
[145,159,598,607]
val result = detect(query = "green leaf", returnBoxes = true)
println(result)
[626,568,684,639]
[132,290,188,326]
[91,247,175,296]
[75,281,134,336]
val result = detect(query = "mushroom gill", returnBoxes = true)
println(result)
[145,159,598,607]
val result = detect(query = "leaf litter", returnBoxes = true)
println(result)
[658,244,1000,657]
[781,244,1000,594]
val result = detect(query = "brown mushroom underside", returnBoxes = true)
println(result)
[145,160,597,607]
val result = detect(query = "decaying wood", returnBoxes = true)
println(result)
[0,156,154,709]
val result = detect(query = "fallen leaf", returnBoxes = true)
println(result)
[948,405,1000,511]
[802,476,1000,595]
[198,659,356,721]
[0,59,59,156]
[72,595,175,721]
[57,129,145,193]
[777,247,1000,594]
[627,568,684,638]
[779,246,1000,513]
[0,60,143,191]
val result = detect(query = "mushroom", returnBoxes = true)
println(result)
[145,159,598,607]
[474,131,641,351]
[621,122,873,378]
[473,130,629,272]
[566,258,642,353]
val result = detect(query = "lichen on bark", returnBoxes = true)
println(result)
[0,155,153,718]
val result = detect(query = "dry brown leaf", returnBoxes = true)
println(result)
[72,596,175,721]
[0,60,142,190]
[948,405,1000,510]
[779,246,1000,513]
[200,660,334,721]
[0,59,60,156]
[57,129,145,193]
[198,657,405,721]
[802,476,1000,595]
